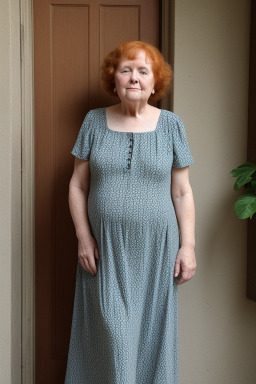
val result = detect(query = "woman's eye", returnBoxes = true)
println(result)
[141,71,147,75]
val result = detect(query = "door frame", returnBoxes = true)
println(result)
[20,0,174,382]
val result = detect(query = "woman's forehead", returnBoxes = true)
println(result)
[118,50,152,66]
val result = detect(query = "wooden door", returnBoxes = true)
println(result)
[33,0,160,382]
[247,1,256,301]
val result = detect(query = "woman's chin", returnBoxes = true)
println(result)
[121,94,148,102]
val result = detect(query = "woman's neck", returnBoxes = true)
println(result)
[118,102,151,118]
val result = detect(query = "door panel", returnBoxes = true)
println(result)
[247,1,256,301]
[34,0,160,382]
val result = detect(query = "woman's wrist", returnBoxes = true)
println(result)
[180,242,195,250]
[76,228,92,242]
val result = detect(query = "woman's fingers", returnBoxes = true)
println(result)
[94,246,100,260]
[174,259,181,278]
[174,247,197,285]
[78,237,99,276]
[176,265,196,285]
[83,257,97,276]
[176,269,195,285]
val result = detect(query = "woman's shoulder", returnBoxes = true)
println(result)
[82,107,106,128]
[159,109,188,140]
[160,108,183,123]
[78,108,105,139]
[85,107,105,118]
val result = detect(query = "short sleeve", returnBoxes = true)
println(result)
[71,110,94,160]
[171,114,194,168]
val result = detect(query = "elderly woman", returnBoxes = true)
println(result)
[65,41,196,384]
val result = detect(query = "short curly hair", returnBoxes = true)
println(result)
[100,41,173,101]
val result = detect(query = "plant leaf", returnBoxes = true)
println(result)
[234,193,256,219]
[231,162,256,190]
[231,162,256,176]
[234,173,255,190]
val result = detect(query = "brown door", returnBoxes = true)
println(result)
[247,1,256,301]
[33,0,160,382]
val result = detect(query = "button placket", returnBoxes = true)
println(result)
[127,134,134,170]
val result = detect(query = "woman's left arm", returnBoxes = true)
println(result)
[171,166,197,285]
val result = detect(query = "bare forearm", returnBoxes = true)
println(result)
[68,185,92,241]
[172,191,195,248]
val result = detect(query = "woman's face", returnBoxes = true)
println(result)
[114,49,155,104]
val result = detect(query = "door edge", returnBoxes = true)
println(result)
[21,0,36,382]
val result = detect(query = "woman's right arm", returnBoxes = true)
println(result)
[69,157,100,276]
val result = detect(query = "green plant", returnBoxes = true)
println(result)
[231,162,256,219]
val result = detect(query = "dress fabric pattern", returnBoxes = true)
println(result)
[65,107,194,384]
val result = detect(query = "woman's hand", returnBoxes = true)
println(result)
[78,235,100,276]
[174,245,197,285]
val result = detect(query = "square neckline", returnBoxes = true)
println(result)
[103,107,162,134]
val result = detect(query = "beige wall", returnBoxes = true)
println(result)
[173,0,256,383]
[0,0,22,383]
[0,0,255,383]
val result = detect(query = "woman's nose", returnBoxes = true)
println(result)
[130,70,138,83]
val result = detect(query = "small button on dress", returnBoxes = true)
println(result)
[65,107,194,384]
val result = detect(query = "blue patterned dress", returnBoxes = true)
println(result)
[65,107,194,383]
